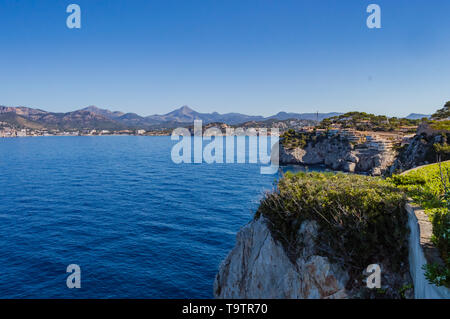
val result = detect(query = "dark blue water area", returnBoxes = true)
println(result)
[0,136,301,298]
[0,136,323,298]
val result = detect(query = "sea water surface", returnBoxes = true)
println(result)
[0,136,297,298]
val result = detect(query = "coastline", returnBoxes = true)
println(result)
[0,133,172,138]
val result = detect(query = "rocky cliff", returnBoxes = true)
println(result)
[389,133,449,174]
[214,217,413,299]
[214,217,349,298]
[277,136,396,176]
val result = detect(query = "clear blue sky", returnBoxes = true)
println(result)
[0,0,449,117]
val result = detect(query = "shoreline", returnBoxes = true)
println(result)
[0,133,171,138]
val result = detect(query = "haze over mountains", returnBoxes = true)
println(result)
[0,104,430,131]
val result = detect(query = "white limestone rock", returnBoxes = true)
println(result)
[214,218,349,299]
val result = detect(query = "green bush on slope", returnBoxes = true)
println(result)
[280,129,311,149]
[255,172,409,280]
[389,162,450,287]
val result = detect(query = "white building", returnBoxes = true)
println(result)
[16,129,27,137]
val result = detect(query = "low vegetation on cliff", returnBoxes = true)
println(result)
[255,172,409,289]
[421,101,450,134]
[280,129,347,150]
[429,120,450,132]
[389,162,450,287]
[318,112,420,132]
[280,129,313,149]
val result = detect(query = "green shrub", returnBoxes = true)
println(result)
[434,141,450,154]
[423,261,450,287]
[431,102,450,120]
[430,121,450,132]
[280,130,311,149]
[255,172,409,281]
[431,209,450,262]
[389,174,426,186]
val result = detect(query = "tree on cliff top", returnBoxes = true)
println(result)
[320,111,418,131]
[432,101,450,120]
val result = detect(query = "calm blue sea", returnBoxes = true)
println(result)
[0,136,298,298]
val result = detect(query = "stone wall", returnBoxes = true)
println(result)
[406,202,450,299]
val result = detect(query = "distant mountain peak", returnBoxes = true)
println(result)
[82,105,104,113]
[405,113,431,120]
[179,105,194,112]
[83,105,100,110]
[81,105,124,118]
[171,105,196,115]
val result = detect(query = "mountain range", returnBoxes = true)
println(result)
[0,105,342,131]
[0,104,430,131]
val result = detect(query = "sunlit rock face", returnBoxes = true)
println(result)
[277,139,395,176]
[214,218,349,299]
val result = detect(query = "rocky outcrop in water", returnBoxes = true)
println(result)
[277,136,396,176]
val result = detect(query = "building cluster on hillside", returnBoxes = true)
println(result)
[0,125,151,138]
[296,126,411,153]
